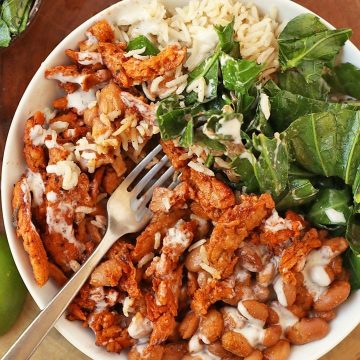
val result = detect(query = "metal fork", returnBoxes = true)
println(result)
[2,144,174,360]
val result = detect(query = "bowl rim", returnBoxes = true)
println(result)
[2,0,360,359]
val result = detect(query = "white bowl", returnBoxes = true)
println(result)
[2,0,360,359]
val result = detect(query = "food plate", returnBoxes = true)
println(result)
[2,0,360,359]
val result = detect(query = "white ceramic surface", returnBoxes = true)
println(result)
[2,0,360,359]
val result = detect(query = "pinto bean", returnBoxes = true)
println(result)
[222,331,254,357]
[286,318,329,344]
[263,325,282,347]
[199,308,224,343]
[263,340,290,360]
[179,311,199,339]
[208,341,242,359]
[313,280,351,312]
[245,350,263,360]
[312,310,336,322]
[239,243,264,272]
[241,300,269,323]
[185,247,202,272]
[267,308,280,326]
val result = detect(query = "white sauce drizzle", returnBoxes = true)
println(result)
[217,117,242,144]
[271,301,298,335]
[264,209,293,233]
[66,88,97,114]
[273,276,288,307]
[301,246,334,301]
[325,208,346,224]
[26,171,45,207]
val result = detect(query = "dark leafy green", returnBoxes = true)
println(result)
[215,19,235,54]
[179,119,194,147]
[278,14,352,71]
[353,168,360,204]
[278,70,330,100]
[345,250,360,289]
[307,188,352,227]
[246,92,273,136]
[220,53,262,94]
[193,130,226,152]
[285,110,360,185]
[253,134,289,199]
[265,81,360,131]
[186,51,220,104]
[126,35,160,55]
[277,179,318,211]
[346,211,360,253]
[324,63,360,99]
[288,164,317,179]
[231,154,259,193]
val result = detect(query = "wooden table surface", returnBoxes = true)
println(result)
[1,0,360,359]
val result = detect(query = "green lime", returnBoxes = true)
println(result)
[0,234,27,335]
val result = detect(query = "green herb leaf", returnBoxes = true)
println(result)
[220,53,262,95]
[0,18,11,47]
[277,179,318,211]
[284,110,360,185]
[278,14,352,71]
[307,188,352,227]
[253,133,289,199]
[126,35,160,56]
[215,19,235,54]
[324,63,360,99]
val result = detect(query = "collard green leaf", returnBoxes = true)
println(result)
[157,97,203,140]
[186,52,220,104]
[278,14,352,71]
[215,19,235,54]
[346,211,360,253]
[297,60,325,83]
[344,250,360,289]
[353,168,360,204]
[278,70,330,100]
[126,35,160,56]
[193,130,226,152]
[179,119,194,148]
[324,63,360,99]
[265,84,360,132]
[1,0,33,35]
[253,134,289,199]
[231,154,259,193]
[220,53,262,95]
[307,188,352,227]
[284,110,360,185]
[0,19,11,47]
[288,163,317,179]
[246,92,273,136]
[277,179,318,211]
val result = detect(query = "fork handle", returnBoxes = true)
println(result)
[1,230,121,360]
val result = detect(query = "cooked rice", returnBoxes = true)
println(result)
[188,239,207,252]
[116,0,280,78]
[188,161,215,176]
[138,252,155,268]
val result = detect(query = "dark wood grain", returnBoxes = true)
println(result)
[0,0,359,358]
